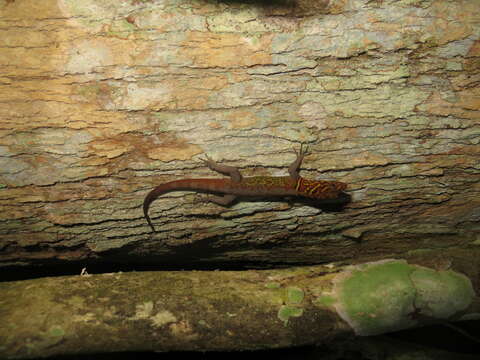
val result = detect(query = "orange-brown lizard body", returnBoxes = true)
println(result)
[143,146,347,232]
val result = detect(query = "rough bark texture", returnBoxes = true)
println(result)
[1,252,479,358]
[0,0,479,268]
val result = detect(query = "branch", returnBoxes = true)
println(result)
[2,253,479,358]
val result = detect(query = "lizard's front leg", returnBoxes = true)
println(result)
[288,144,308,180]
[201,155,242,183]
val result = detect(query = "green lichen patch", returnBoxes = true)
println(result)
[334,260,417,336]
[49,326,65,338]
[268,284,305,326]
[265,282,281,289]
[410,267,475,318]
[277,305,303,326]
[333,260,476,336]
[315,295,336,307]
[286,287,304,305]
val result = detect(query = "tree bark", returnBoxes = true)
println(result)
[1,1,479,358]
[1,251,479,359]
[0,1,479,267]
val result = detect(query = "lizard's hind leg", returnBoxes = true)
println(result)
[192,193,237,206]
[207,194,237,206]
[202,155,242,183]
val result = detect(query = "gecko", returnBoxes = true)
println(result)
[143,145,348,232]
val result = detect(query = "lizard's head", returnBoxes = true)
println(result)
[297,178,347,200]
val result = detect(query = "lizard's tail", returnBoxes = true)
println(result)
[143,178,229,232]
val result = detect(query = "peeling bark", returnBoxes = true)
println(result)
[0,0,479,268]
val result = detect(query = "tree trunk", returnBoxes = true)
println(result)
[1,0,479,268]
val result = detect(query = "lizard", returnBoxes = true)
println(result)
[143,145,348,232]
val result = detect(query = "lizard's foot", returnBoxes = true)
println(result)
[192,193,210,205]
[293,143,309,160]
[288,143,309,180]
[192,193,237,206]
[200,155,218,171]
[200,154,242,182]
